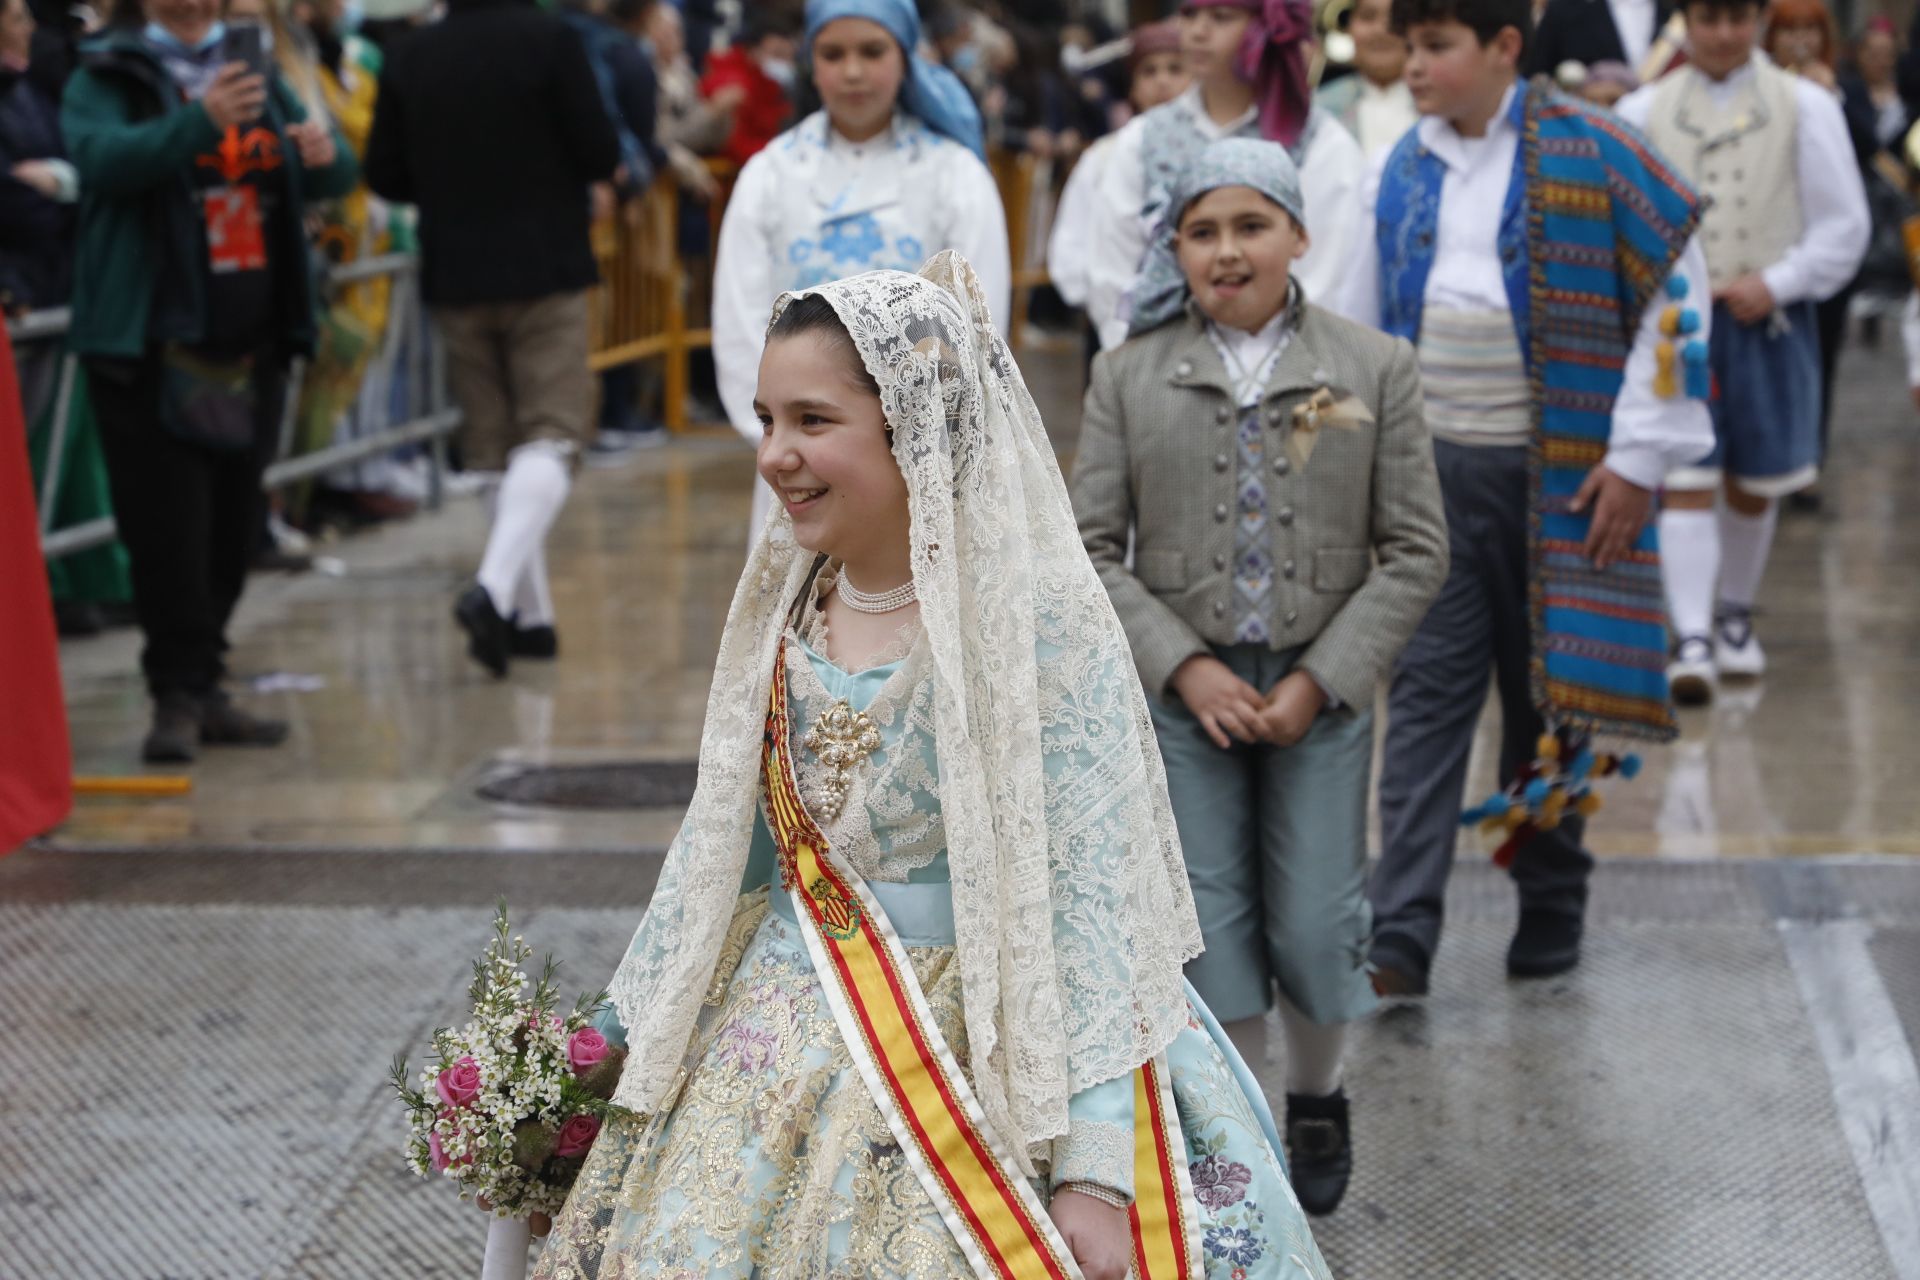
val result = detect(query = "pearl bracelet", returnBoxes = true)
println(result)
[1057,1180,1132,1210]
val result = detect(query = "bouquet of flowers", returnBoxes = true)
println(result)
[391,904,624,1279]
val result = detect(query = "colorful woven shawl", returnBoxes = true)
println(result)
[1375,81,1702,741]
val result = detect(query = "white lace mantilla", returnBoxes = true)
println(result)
[607,253,1204,1171]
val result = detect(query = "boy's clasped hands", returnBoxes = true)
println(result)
[1170,655,1328,750]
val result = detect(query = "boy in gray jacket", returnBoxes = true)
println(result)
[1071,137,1447,1216]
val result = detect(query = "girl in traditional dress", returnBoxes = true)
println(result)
[711,0,1012,541]
[530,253,1333,1279]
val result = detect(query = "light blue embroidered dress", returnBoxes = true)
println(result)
[533,626,1333,1279]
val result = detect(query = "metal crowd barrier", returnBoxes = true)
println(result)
[24,252,459,562]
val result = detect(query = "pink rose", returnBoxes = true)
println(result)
[567,1027,610,1075]
[428,1129,450,1171]
[436,1056,482,1108]
[553,1113,601,1159]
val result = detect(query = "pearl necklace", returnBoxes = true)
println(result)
[838,570,918,614]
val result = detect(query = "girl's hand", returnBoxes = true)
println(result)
[1169,654,1266,749]
[1049,1189,1131,1280]
[1259,669,1327,746]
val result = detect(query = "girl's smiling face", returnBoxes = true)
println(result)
[754,330,910,564]
[1175,185,1307,332]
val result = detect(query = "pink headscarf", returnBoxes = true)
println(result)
[1186,0,1314,148]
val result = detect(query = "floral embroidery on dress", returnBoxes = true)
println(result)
[1205,1222,1267,1268]
[714,1014,780,1074]
[1191,1154,1254,1210]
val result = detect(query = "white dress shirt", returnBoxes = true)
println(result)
[1608,0,1657,70]
[712,112,1012,448]
[1336,83,1714,489]
[1205,306,1294,407]
[1083,85,1365,350]
[1353,78,1420,160]
[1616,61,1870,308]
[1046,131,1116,307]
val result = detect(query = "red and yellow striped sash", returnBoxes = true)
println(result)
[762,641,1202,1279]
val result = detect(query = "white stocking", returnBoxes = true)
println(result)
[477,443,571,617]
[511,545,554,627]
[1277,993,1348,1098]
[1657,507,1719,641]
[1716,500,1778,611]
[1220,1013,1270,1074]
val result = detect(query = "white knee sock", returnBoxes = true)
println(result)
[1658,507,1719,642]
[511,545,554,627]
[1277,994,1348,1097]
[477,444,571,616]
[1715,501,1778,611]
[1221,1013,1270,1073]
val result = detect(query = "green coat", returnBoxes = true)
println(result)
[60,31,360,358]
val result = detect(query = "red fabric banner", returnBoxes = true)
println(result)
[0,323,71,852]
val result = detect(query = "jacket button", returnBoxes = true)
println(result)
[1265,405,1284,424]
[1283,560,1296,579]
[1214,503,1229,522]
[1212,600,1226,618]
[1177,361,1194,378]
[1215,406,1231,423]
[1277,506,1294,527]
[1285,609,1299,626]
[1272,456,1290,476]
[1214,454,1230,472]
[1213,553,1228,571]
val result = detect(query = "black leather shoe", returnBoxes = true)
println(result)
[455,583,512,677]
[199,689,289,747]
[1368,932,1430,997]
[1506,909,1583,978]
[143,693,202,764]
[1285,1089,1352,1216]
[510,623,559,659]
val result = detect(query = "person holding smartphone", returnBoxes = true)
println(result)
[59,0,358,763]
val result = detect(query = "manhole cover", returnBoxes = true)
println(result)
[477,761,699,810]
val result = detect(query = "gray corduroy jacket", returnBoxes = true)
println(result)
[1071,296,1449,708]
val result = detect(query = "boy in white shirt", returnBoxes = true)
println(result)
[1614,0,1869,702]
[1339,0,1713,991]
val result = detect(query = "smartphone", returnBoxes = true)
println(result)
[225,21,269,82]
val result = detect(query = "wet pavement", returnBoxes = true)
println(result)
[8,326,1918,1277]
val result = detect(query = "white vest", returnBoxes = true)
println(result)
[1643,58,1801,290]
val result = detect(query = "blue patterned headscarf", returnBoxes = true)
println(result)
[804,0,986,161]
[1125,138,1307,338]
